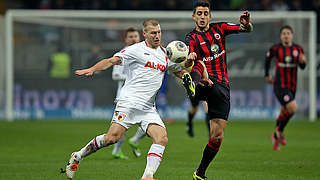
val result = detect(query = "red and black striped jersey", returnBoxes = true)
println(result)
[185,22,240,85]
[265,43,305,91]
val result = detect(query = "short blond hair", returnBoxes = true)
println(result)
[143,19,160,32]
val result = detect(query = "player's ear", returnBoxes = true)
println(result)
[192,14,196,21]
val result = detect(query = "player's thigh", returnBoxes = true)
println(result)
[206,83,230,120]
[147,123,168,145]
[209,118,227,139]
[106,122,127,141]
[138,108,166,134]
[202,101,208,113]
[273,87,295,106]
[112,104,137,130]
[285,100,297,114]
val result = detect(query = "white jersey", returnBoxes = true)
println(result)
[113,41,182,110]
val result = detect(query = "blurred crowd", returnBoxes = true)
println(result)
[0,0,318,11]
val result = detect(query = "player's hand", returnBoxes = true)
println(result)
[199,78,213,87]
[75,68,94,76]
[240,10,250,25]
[298,54,306,64]
[265,76,273,84]
[187,52,197,61]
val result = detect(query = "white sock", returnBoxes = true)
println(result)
[131,127,146,144]
[78,134,106,158]
[112,134,125,154]
[141,144,165,178]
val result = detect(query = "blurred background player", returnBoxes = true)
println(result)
[186,101,209,138]
[111,27,145,159]
[184,1,253,179]
[265,25,306,151]
[182,58,210,138]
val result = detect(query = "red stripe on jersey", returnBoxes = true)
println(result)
[285,47,291,89]
[204,31,214,77]
[292,46,298,91]
[221,23,240,31]
[278,48,285,88]
[211,28,228,84]
[274,46,278,83]
[193,63,204,75]
[216,24,224,36]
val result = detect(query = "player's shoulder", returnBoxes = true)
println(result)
[186,29,197,38]
[211,22,237,27]
[270,43,282,50]
[159,46,166,55]
[292,43,303,49]
[122,41,144,52]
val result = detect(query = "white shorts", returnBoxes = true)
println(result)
[111,102,165,133]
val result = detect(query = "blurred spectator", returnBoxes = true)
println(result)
[87,44,103,68]
[251,0,272,11]
[38,0,50,9]
[272,0,289,11]
[0,0,5,14]
[47,46,71,79]
[51,0,67,9]
[290,0,302,10]
[230,0,248,10]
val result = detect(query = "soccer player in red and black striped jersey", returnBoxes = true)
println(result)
[184,1,253,179]
[265,25,306,151]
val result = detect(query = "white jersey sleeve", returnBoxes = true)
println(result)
[113,47,137,66]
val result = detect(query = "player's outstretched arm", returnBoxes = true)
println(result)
[75,56,121,76]
[239,10,253,32]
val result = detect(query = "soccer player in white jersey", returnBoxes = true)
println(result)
[111,27,146,159]
[64,19,196,180]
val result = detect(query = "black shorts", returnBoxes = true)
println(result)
[193,81,230,120]
[274,87,296,106]
[190,94,201,107]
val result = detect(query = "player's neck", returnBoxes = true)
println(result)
[196,26,209,32]
[282,41,292,47]
[145,40,158,49]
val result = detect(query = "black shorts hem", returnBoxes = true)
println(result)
[208,113,228,121]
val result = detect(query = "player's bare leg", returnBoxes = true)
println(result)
[273,101,297,148]
[141,124,168,179]
[194,118,227,179]
[65,123,126,179]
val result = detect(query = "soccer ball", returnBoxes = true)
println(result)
[166,41,189,63]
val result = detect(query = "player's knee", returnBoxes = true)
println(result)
[154,135,168,146]
[287,105,297,115]
[211,134,224,141]
[104,133,121,145]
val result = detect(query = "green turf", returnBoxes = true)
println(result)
[0,119,319,180]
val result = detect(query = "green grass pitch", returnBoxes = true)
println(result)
[0,119,319,180]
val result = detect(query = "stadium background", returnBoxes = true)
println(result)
[0,0,319,121]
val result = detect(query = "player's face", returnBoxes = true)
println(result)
[143,24,162,49]
[280,29,293,45]
[192,6,211,30]
[125,31,140,46]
